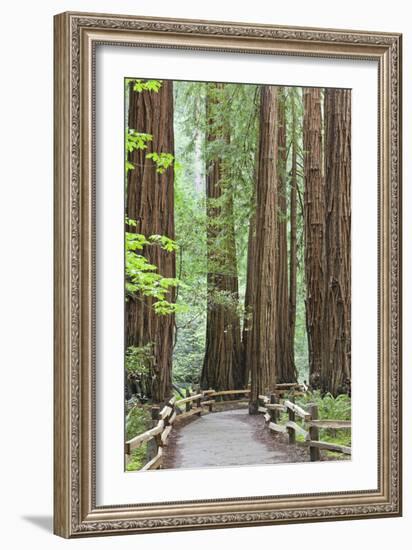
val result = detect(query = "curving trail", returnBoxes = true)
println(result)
[162,408,309,470]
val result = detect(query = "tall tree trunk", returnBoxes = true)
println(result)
[323,88,351,395]
[242,205,256,388]
[242,133,261,389]
[201,84,242,391]
[126,80,175,403]
[249,85,279,413]
[275,88,297,383]
[288,88,298,377]
[303,87,326,390]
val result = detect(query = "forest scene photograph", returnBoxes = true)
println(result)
[124,77,352,472]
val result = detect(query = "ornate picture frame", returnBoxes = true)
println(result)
[53,11,402,537]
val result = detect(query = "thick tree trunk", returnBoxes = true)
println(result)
[323,88,351,395]
[275,88,297,383]
[200,84,242,391]
[126,80,175,403]
[303,87,326,390]
[288,88,298,375]
[249,85,279,413]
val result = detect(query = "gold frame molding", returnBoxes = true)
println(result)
[53,11,402,538]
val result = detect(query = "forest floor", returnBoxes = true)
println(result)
[162,408,310,469]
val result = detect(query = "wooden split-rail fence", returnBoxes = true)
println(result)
[257,388,351,461]
[125,388,251,470]
[125,383,351,470]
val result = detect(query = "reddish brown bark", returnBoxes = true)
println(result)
[249,85,279,412]
[322,88,351,395]
[288,88,298,373]
[241,205,256,388]
[303,87,326,390]
[275,88,297,383]
[126,80,175,403]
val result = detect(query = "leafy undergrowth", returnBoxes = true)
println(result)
[286,391,351,459]
[127,444,148,471]
[125,406,152,471]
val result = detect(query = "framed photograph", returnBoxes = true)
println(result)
[53,11,402,537]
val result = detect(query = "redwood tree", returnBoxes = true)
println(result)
[288,88,298,375]
[275,88,297,383]
[241,206,256,388]
[303,87,325,390]
[322,88,351,395]
[200,84,242,391]
[248,85,279,412]
[126,80,175,403]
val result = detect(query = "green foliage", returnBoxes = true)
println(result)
[296,390,351,421]
[126,130,153,153]
[126,444,148,471]
[125,222,182,315]
[148,234,178,252]
[129,79,163,93]
[171,83,209,384]
[146,152,175,174]
[294,391,352,453]
[125,130,152,173]
[125,81,173,176]
[294,271,309,381]
[204,83,260,294]
[125,344,153,376]
[125,406,152,471]
[126,406,152,440]
[125,130,174,175]
[173,321,205,385]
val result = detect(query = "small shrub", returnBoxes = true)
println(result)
[126,444,148,472]
[292,391,351,453]
[125,406,152,471]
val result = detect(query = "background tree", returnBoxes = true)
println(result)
[126,79,175,403]
[242,202,256,388]
[288,87,299,377]
[201,83,243,390]
[275,87,297,383]
[303,87,326,390]
[322,88,351,395]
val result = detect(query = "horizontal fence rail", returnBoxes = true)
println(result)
[257,393,351,461]
[125,396,177,459]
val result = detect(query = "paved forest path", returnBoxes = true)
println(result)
[162,408,309,469]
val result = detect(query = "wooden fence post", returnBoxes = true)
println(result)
[270,393,278,424]
[287,397,296,444]
[308,403,320,461]
[147,406,160,461]
[185,388,191,412]
[125,449,130,469]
